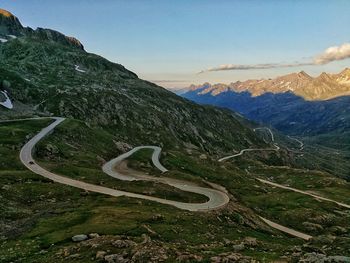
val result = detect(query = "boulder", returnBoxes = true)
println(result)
[95,251,106,260]
[199,154,207,160]
[232,243,245,252]
[72,234,88,242]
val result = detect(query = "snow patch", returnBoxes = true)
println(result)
[0,38,8,43]
[75,65,86,73]
[7,35,17,39]
[0,90,13,109]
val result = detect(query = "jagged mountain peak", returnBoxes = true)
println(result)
[0,8,24,36]
[185,68,350,100]
[315,72,334,83]
[0,8,16,18]
[0,8,84,50]
[340,68,350,76]
[298,70,312,79]
[335,67,350,85]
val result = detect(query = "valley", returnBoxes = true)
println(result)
[182,71,350,181]
[1,7,350,263]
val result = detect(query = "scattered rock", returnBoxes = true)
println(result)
[104,253,128,263]
[232,243,245,252]
[176,252,203,262]
[67,253,80,259]
[113,141,132,153]
[89,233,100,239]
[45,143,60,155]
[141,234,151,244]
[199,154,207,160]
[112,239,135,249]
[95,250,106,260]
[1,185,10,190]
[72,234,88,242]
[300,252,350,263]
[142,224,158,236]
[310,235,336,245]
[131,244,168,262]
[329,226,347,235]
[223,238,232,246]
[302,222,324,232]
[211,252,251,263]
[151,214,164,222]
[243,237,258,247]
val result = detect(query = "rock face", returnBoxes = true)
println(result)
[0,8,84,50]
[29,28,84,50]
[186,69,350,101]
[0,9,24,36]
[182,69,350,144]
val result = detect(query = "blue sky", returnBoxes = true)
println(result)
[2,0,350,87]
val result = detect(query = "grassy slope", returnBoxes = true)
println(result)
[0,119,308,263]
[35,118,350,243]
[0,38,349,261]
[0,38,264,155]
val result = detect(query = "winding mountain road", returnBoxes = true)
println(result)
[18,117,229,212]
[218,126,350,239]
[257,178,350,209]
[287,135,304,151]
[219,127,279,162]
[219,127,350,208]
[254,127,275,142]
[9,118,345,240]
[259,217,312,240]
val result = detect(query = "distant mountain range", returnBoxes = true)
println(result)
[182,69,350,139]
[2,8,350,261]
[187,69,350,101]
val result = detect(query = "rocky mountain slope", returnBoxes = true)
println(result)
[188,69,350,101]
[0,8,83,49]
[183,86,350,137]
[183,70,350,180]
[183,69,350,137]
[1,9,350,262]
[0,9,263,154]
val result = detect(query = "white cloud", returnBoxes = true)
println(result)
[199,42,350,73]
[314,43,350,65]
[199,62,312,74]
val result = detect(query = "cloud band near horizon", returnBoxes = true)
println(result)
[199,42,350,73]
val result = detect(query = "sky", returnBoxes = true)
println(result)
[1,0,350,88]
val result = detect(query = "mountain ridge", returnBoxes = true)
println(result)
[0,8,263,154]
[0,8,84,50]
[2,8,350,262]
[188,68,350,101]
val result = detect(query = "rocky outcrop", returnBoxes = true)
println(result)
[299,253,350,263]
[0,8,84,50]
[0,9,25,36]
[29,28,84,50]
